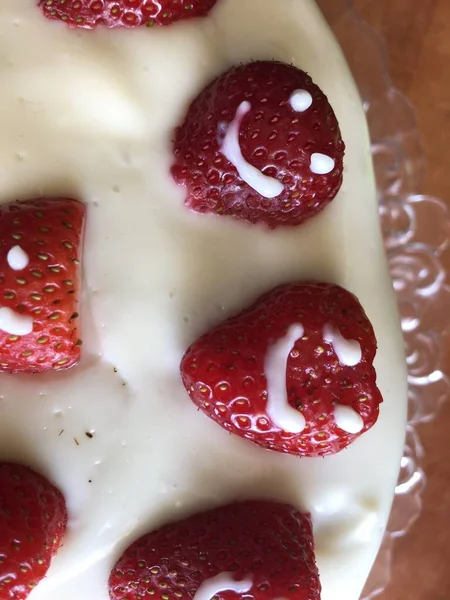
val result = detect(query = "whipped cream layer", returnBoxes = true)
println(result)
[0,1,408,599]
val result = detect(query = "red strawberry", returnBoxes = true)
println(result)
[109,500,320,600]
[0,463,68,599]
[181,282,382,457]
[39,0,219,28]
[172,61,345,228]
[0,198,86,374]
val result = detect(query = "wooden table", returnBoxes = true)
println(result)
[354,1,450,598]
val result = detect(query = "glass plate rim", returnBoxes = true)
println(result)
[318,1,450,597]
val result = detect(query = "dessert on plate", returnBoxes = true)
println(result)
[0,1,408,599]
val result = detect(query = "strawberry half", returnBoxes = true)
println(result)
[180,282,382,457]
[0,463,67,600]
[109,500,320,600]
[0,198,86,374]
[172,61,345,228]
[39,0,219,28]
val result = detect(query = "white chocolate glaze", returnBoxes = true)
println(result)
[7,245,30,271]
[289,89,313,112]
[193,573,253,600]
[310,152,335,175]
[265,324,306,433]
[323,324,362,367]
[220,101,284,199]
[0,2,407,600]
[333,405,364,434]
[0,307,33,336]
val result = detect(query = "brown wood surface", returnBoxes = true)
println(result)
[354,1,450,598]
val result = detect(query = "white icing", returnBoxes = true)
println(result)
[334,405,364,434]
[220,101,284,199]
[289,89,313,112]
[0,307,33,336]
[265,324,306,433]
[7,245,30,271]
[310,153,335,175]
[194,573,253,600]
[0,2,408,600]
[323,325,362,367]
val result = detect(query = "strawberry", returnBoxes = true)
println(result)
[172,61,345,228]
[0,463,67,599]
[0,198,86,374]
[180,282,382,457]
[109,500,320,600]
[39,0,219,28]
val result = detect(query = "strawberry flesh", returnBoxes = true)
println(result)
[0,463,67,600]
[39,0,219,28]
[0,198,86,374]
[181,282,382,457]
[109,500,320,600]
[172,61,345,228]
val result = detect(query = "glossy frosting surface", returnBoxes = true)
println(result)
[0,1,407,599]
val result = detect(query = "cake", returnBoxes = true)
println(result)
[0,1,408,600]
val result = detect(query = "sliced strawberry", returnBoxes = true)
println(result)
[0,198,86,374]
[180,282,382,457]
[172,61,345,228]
[109,500,320,600]
[39,0,219,28]
[0,463,67,600]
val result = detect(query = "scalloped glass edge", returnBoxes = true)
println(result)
[316,1,450,598]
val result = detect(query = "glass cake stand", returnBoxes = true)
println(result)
[317,1,450,597]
